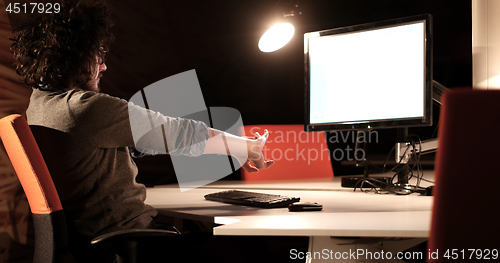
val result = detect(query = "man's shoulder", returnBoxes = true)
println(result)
[69,89,123,104]
[28,88,129,123]
[32,88,124,102]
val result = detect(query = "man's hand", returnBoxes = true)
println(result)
[241,129,275,173]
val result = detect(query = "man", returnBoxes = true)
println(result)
[10,0,274,261]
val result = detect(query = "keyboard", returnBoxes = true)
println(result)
[204,190,300,208]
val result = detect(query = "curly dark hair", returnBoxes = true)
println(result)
[10,0,114,91]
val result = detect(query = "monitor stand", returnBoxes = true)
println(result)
[341,130,392,189]
[391,80,446,191]
[391,127,413,194]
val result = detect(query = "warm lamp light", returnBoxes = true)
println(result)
[258,23,295,53]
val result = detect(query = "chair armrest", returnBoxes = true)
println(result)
[91,229,178,263]
[91,229,178,245]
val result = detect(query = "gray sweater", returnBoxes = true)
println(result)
[27,88,209,237]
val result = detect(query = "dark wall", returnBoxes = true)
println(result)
[102,0,471,125]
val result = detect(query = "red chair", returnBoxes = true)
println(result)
[240,124,334,181]
[0,114,176,263]
[0,114,73,262]
[428,89,500,262]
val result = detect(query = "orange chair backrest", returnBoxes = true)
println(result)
[240,124,334,181]
[0,114,62,214]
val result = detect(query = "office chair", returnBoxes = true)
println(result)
[240,124,334,181]
[0,114,177,263]
[428,89,500,262]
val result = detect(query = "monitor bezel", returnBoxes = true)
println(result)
[304,14,433,132]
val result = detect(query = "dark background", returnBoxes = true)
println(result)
[99,0,472,183]
[0,1,471,260]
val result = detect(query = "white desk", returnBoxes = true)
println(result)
[145,172,434,262]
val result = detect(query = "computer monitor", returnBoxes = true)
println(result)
[304,14,432,132]
[304,14,433,190]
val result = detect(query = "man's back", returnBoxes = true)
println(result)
[27,88,157,239]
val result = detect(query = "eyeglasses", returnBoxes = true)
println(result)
[98,49,108,65]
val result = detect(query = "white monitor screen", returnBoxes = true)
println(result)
[305,15,432,131]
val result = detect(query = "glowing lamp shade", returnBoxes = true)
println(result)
[258,23,295,52]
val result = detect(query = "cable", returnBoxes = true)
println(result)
[353,134,433,195]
